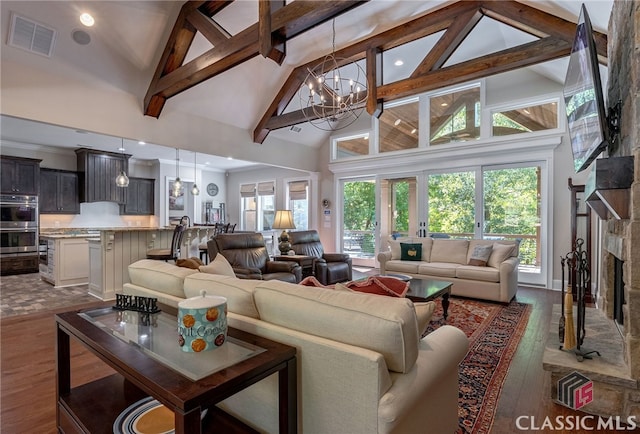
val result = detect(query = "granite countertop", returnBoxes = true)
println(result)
[40,227,175,237]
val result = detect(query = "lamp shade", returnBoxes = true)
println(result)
[272,210,296,230]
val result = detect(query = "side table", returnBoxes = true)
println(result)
[274,254,315,278]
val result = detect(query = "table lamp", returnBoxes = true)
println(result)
[272,210,296,254]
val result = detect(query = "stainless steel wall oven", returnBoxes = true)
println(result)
[0,195,38,254]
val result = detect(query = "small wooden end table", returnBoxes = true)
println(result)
[56,306,297,434]
[405,278,453,320]
[274,254,315,278]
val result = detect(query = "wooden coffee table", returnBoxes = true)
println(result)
[55,306,297,434]
[405,278,453,320]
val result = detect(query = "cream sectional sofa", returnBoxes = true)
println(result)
[377,237,520,303]
[123,259,469,434]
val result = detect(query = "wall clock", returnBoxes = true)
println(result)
[206,183,219,197]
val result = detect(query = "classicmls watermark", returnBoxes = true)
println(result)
[558,371,593,410]
[514,372,638,431]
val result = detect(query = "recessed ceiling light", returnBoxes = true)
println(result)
[394,119,401,126]
[523,109,531,114]
[227,157,233,160]
[118,147,125,152]
[364,134,369,140]
[411,128,417,134]
[394,59,404,66]
[79,13,94,27]
[441,102,448,107]
[138,141,146,145]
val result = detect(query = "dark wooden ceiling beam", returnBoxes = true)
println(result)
[412,8,483,76]
[145,0,368,118]
[479,0,607,64]
[144,1,233,117]
[366,47,383,118]
[259,0,286,64]
[187,9,230,47]
[377,37,571,101]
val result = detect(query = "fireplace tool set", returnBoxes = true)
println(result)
[559,238,601,361]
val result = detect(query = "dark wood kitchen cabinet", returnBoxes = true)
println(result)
[121,177,154,215]
[40,169,80,214]
[0,156,41,195]
[75,148,130,204]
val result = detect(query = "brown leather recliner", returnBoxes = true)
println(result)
[289,230,352,285]
[207,232,301,283]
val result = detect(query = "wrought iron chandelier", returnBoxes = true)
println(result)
[299,20,368,131]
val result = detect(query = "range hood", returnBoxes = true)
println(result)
[585,156,634,220]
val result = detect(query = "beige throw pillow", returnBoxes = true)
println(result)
[487,243,516,268]
[468,244,493,266]
[415,301,436,337]
[199,254,235,277]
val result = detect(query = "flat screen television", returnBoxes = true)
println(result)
[563,4,609,173]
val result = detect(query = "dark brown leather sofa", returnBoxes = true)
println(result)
[207,232,301,283]
[288,230,352,285]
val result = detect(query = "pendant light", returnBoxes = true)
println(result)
[172,148,182,197]
[115,138,129,187]
[191,151,200,195]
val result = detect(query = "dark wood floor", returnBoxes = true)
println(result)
[1,287,587,433]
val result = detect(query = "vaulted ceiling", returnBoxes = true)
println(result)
[146,0,607,145]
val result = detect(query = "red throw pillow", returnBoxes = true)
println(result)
[299,276,335,289]
[345,276,409,297]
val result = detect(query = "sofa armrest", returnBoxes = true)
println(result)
[377,251,392,274]
[234,266,262,275]
[266,260,301,274]
[499,256,520,302]
[322,253,350,263]
[379,325,469,433]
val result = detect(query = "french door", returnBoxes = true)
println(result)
[339,178,377,267]
[424,162,547,286]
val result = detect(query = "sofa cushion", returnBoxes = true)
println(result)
[388,237,432,262]
[487,243,516,268]
[456,265,500,282]
[199,253,235,277]
[384,259,422,274]
[430,239,469,264]
[467,244,493,266]
[128,259,197,298]
[417,262,458,278]
[184,273,260,318]
[253,280,419,373]
[400,243,422,261]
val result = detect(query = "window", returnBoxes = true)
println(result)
[240,183,256,231]
[257,181,275,231]
[379,99,419,153]
[335,134,369,158]
[240,181,275,231]
[430,86,481,145]
[288,180,309,230]
[491,101,558,137]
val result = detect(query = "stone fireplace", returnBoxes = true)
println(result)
[543,1,640,420]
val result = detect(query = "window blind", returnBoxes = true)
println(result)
[240,183,256,198]
[289,180,308,200]
[257,181,275,196]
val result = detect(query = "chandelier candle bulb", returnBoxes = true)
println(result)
[177,290,227,353]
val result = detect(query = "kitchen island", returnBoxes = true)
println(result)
[42,226,212,300]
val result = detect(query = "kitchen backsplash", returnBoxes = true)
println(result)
[40,202,157,229]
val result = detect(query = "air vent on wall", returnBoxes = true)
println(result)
[8,13,56,57]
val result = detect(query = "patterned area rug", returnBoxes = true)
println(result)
[426,298,531,434]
